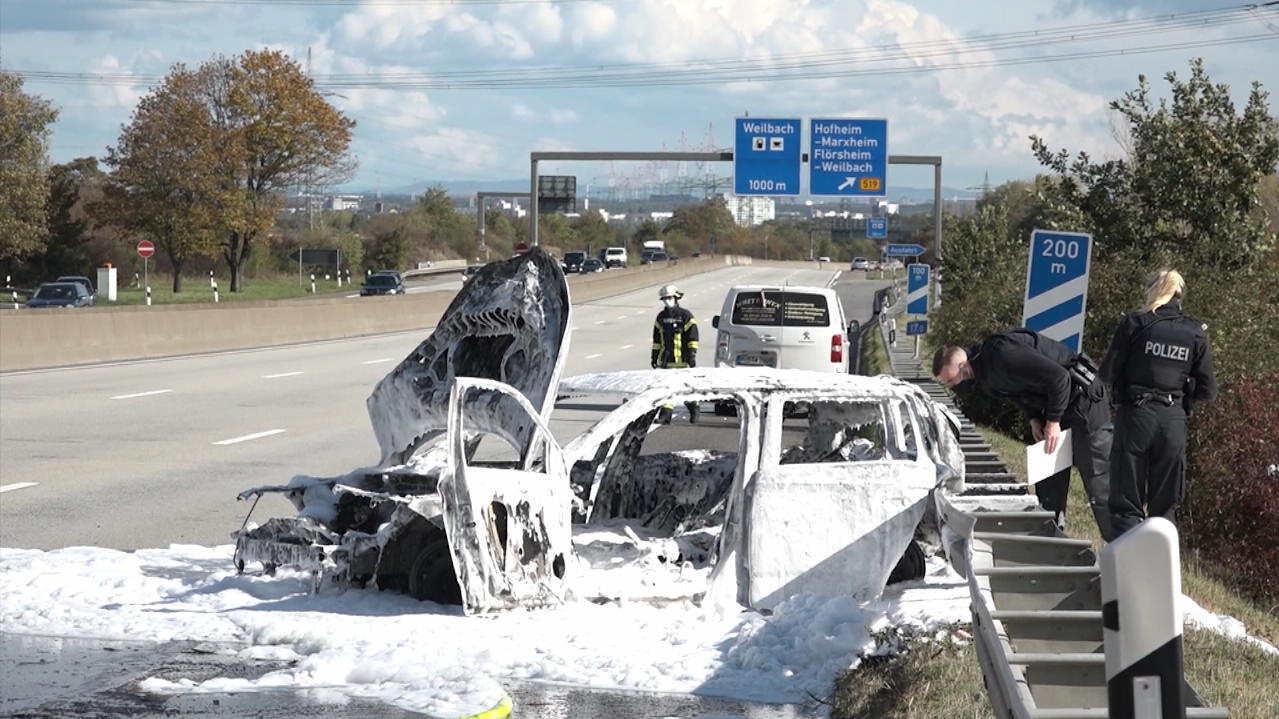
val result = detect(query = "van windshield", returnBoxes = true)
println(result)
[730,291,830,327]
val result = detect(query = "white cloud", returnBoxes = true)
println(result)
[407,128,502,175]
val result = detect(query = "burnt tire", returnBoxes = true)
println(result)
[887,539,926,585]
[407,538,463,605]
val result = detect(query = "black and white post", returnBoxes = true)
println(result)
[310,273,316,294]
[1102,517,1185,719]
[146,286,152,307]
[212,279,219,303]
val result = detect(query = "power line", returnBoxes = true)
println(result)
[9,5,1275,90]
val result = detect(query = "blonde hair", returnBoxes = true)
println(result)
[1143,268,1185,312]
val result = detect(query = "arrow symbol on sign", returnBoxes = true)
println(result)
[837,177,857,190]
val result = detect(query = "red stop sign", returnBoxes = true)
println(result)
[137,240,156,258]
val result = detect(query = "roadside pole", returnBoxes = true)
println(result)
[1102,517,1186,719]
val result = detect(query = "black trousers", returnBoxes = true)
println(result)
[1034,398,1114,541]
[1109,402,1187,538]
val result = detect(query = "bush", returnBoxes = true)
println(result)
[1184,371,1279,606]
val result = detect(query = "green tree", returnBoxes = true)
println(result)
[1032,58,1279,271]
[205,50,356,291]
[40,157,105,279]
[99,65,221,293]
[665,197,735,248]
[0,72,58,274]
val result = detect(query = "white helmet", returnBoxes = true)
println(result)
[658,284,683,300]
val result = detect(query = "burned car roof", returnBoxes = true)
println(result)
[559,367,927,400]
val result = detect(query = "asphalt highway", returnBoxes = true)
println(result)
[0,263,888,550]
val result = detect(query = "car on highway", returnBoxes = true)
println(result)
[851,257,870,271]
[462,264,483,283]
[818,256,831,263]
[601,247,628,269]
[25,282,94,308]
[712,285,852,373]
[231,248,965,614]
[54,276,95,304]
[561,251,587,273]
[359,273,406,296]
[580,258,605,273]
[640,250,669,265]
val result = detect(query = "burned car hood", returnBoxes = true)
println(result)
[367,248,571,465]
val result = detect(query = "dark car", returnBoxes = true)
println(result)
[55,276,95,305]
[561,251,587,273]
[641,251,670,265]
[580,258,605,273]
[360,273,406,296]
[25,282,93,308]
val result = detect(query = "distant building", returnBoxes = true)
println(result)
[721,193,775,227]
[326,194,363,212]
[874,200,900,216]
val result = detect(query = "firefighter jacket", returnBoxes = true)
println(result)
[1100,301,1216,405]
[652,305,699,368]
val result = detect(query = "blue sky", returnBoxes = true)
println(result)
[2,0,1276,198]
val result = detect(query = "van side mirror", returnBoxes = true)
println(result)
[712,315,720,329]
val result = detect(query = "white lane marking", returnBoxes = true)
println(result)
[621,344,634,350]
[0,482,39,494]
[586,353,602,360]
[262,371,304,379]
[616,315,628,320]
[213,429,286,446]
[572,326,580,331]
[110,389,172,400]
[595,320,607,325]
[361,358,393,365]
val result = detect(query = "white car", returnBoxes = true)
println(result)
[713,285,851,373]
[231,250,965,614]
[851,257,870,271]
[602,246,628,268]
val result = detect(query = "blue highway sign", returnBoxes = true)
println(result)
[809,118,888,197]
[906,320,928,336]
[867,217,888,238]
[884,243,926,257]
[1022,228,1093,353]
[734,117,801,196]
[907,264,930,315]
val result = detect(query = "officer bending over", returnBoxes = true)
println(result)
[1101,268,1216,538]
[933,330,1114,540]
[651,284,700,424]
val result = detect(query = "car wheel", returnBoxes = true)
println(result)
[407,538,462,604]
[887,540,926,584]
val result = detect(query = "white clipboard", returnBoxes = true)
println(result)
[1025,429,1073,485]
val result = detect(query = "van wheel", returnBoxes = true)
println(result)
[407,538,463,605]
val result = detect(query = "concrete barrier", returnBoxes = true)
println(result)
[0,255,773,372]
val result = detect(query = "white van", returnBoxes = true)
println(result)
[602,247,628,268]
[712,285,850,373]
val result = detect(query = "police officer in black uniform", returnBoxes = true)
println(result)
[934,329,1114,540]
[652,284,700,424]
[1101,268,1216,538]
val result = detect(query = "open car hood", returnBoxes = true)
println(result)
[367,247,571,465]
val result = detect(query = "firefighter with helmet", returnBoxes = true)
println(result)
[652,283,700,424]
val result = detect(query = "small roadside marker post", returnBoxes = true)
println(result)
[310,273,316,294]
[209,270,214,289]
[145,286,152,307]
[213,279,219,304]
[1102,517,1186,719]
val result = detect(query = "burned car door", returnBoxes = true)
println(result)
[738,394,939,610]
[439,378,574,614]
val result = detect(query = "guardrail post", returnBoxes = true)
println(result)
[145,286,152,307]
[1102,517,1185,719]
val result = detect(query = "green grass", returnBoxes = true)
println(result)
[108,274,345,305]
[831,629,993,719]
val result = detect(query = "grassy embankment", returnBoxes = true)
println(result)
[109,274,345,305]
[835,330,1279,719]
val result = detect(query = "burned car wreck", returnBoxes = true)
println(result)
[233,248,966,614]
